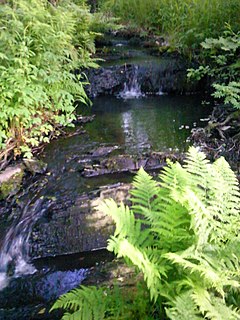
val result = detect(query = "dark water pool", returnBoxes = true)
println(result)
[84,95,211,154]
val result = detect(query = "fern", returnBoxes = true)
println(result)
[165,290,202,320]
[52,147,240,319]
[103,147,240,317]
[51,286,108,320]
[52,281,154,320]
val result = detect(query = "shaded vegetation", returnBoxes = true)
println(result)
[188,26,240,109]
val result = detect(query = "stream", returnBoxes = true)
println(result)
[0,47,212,319]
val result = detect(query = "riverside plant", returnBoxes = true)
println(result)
[0,0,97,160]
[52,147,240,319]
[188,26,240,109]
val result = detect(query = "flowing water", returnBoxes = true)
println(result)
[118,65,143,99]
[0,65,212,318]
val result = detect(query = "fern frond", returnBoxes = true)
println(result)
[154,161,195,251]
[183,146,211,196]
[51,286,107,320]
[192,286,240,320]
[99,199,151,248]
[130,167,161,225]
[98,147,240,318]
[108,237,161,301]
[165,290,202,320]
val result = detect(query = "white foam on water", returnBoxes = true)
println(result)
[0,197,51,291]
[119,66,144,99]
[14,257,36,276]
[157,87,167,95]
[0,272,9,291]
[119,83,143,99]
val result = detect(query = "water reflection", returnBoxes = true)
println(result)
[122,110,151,153]
[86,95,212,154]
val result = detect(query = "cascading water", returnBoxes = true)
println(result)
[119,65,143,99]
[0,196,52,290]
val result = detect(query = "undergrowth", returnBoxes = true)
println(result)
[0,0,97,161]
[188,26,240,109]
[100,0,240,54]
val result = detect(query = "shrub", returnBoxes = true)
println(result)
[0,0,95,159]
[188,27,240,108]
[52,147,240,319]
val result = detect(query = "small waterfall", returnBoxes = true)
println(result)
[0,197,52,290]
[157,87,167,95]
[119,65,143,99]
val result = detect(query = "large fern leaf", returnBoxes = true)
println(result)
[51,286,107,320]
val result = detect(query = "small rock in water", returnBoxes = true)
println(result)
[0,165,23,184]
[91,145,119,157]
[0,165,24,199]
[23,158,47,174]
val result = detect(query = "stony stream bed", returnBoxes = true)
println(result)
[0,42,213,319]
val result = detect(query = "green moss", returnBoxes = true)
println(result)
[0,171,24,200]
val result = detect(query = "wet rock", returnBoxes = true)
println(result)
[23,158,47,174]
[29,183,131,259]
[85,64,133,97]
[0,268,87,319]
[0,165,24,200]
[81,153,183,177]
[83,258,137,288]
[74,115,95,124]
[84,59,202,98]
[91,145,119,157]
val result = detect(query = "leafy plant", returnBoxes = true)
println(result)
[51,282,155,319]
[52,147,240,319]
[188,26,240,108]
[0,0,96,160]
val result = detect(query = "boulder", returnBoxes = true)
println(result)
[29,183,131,259]
[84,59,201,98]
[0,165,24,199]
[23,158,47,174]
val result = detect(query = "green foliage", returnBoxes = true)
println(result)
[102,147,240,319]
[100,0,240,52]
[52,147,240,319]
[0,0,96,158]
[51,286,108,320]
[51,282,155,319]
[188,27,240,108]
[213,82,240,109]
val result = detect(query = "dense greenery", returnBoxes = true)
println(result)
[0,0,239,160]
[0,0,96,159]
[188,27,240,109]
[52,147,240,319]
[51,283,155,319]
[100,0,240,53]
